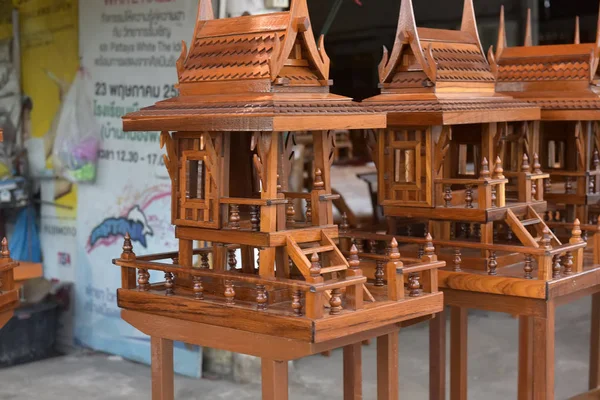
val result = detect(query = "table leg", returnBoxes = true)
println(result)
[377,331,399,400]
[344,342,362,400]
[151,337,174,400]
[518,316,533,400]
[262,359,288,400]
[450,306,467,400]
[590,293,600,390]
[430,309,446,400]
[532,302,555,400]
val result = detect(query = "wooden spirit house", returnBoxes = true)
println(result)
[493,8,600,230]
[116,1,445,399]
[350,0,600,399]
[0,237,17,330]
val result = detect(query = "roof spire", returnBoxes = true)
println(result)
[524,8,533,46]
[496,5,507,59]
[575,16,581,44]
[461,0,485,56]
[197,0,214,21]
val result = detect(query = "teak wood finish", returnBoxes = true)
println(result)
[494,5,600,228]
[0,237,18,331]
[357,0,600,399]
[117,1,445,399]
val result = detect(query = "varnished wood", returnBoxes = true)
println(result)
[429,309,446,400]
[343,343,363,400]
[518,316,534,400]
[591,292,600,390]
[262,359,288,400]
[151,337,174,400]
[450,306,468,400]
[377,332,399,400]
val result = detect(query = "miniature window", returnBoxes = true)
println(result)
[186,159,205,200]
[547,140,565,169]
[394,149,416,183]
[458,144,476,175]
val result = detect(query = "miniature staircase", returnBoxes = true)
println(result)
[505,206,561,248]
[286,231,349,279]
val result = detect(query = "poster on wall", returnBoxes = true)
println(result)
[77,0,202,377]
[17,0,79,351]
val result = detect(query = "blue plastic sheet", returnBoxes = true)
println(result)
[9,205,42,262]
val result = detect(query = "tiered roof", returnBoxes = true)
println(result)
[123,0,384,132]
[493,7,600,120]
[363,0,540,126]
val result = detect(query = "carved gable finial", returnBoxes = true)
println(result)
[496,5,507,59]
[524,8,533,46]
[461,0,485,56]
[198,0,215,21]
[575,16,581,44]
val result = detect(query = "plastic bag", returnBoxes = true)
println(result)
[52,69,100,183]
[9,205,41,263]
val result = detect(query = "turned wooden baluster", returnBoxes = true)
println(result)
[552,254,561,279]
[524,254,533,279]
[594,149,600,170]
[329,288,342,315]
[563,252,573,275]
[533,153,542,174]
[462,223,471,238]
[193,276,204,300]
[340,212,349,233]
[305,199,312,223]
[375,261,385,287]
[487,251,497,276]
[349,244,360,271]
[286,203,295,225]
[590,178,596,195]
[417,245,424,259]
[565,177,573,194]
[355,239,364,253]
[165,272,174,295]
[227,248,237,271]
[229,204,240,229]
[545,177,552,193]
[444,185,452,207]
[224,280,235,305]
[453,249,462,272]
[369,239,378,254]
[408,273,421,297]
[542,228,553,249]
[200,253,210,269]
[138,268,149,291]
[480,157,490,179]
[314,168,325,190]
[491,186,497,207]
[494,156,504,178]
[292,290,302,316]
[310,253,321,278]
[531,180,537,197]
[250,205,260,231]
[256,284,268,311]
[465,185,474,208]
[473,223,481,239]
[554,211,561,222]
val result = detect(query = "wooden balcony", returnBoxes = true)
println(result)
[0,238,19,328]
[113,235,445,344]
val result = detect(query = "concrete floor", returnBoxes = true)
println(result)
[0,297,594,400]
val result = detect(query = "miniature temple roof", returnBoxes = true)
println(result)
[123,0,385,132]
[363,0,540,126]
[494,5,600,120]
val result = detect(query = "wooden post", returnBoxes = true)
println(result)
[178,239,193,267]
[518,316,534,400]
[344,343,363,400]
[590,292,600,390]
[570,219,584,273]
[120,234,137,289]
[262,359,288,400]
[450,306,468,400]
[377,332,399,400]
[430,309,446,400]
[151,337,174,400]
[532,302,555,400]
[387,238,404,301]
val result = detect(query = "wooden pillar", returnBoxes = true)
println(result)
[532,302,555,400]
[450,306,468,400]
[481,122,497,166]
[377,331,399,400]
[241,245,255,274]
[178,239,193,267]
[261,359,288,400]
[258,132,279,278]
[151,337,174,400]
[590,292,600,390]
[518,316,534,400]
[343,343,363,400]
[430,309,446,400]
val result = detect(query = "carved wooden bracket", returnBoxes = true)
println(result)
[160,131,177,181]
[251,132,273,192]
[434,126,452,175]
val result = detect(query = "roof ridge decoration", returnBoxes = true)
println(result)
[379,0,489,86]
[491,3,600,83]
[175,0,330,94]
